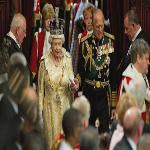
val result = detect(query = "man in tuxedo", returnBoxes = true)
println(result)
[117,9,149,85]
[0,13,27,93]
[114,107,144,150]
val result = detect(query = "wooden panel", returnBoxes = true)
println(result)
[0,0,9,42]
[136,0,150,37]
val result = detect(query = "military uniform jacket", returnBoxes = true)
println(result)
[77,32,117,106]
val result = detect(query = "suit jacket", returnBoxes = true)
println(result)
[0,35,22,74]
[114,135,133,150]
[0,95,21,150]
[117,29,149,86]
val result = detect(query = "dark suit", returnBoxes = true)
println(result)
[0,95,21,150]
[117,29,149,86]
[0,35,22,75]
[0,35,32,88]
[0,35,22,93]
[114,135,133,150]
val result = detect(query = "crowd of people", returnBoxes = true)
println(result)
[0,1,150,150]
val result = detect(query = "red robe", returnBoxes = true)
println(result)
[30,31,45,78]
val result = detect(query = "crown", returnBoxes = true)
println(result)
[49,7,65,36]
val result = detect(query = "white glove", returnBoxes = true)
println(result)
[39,111,44,129]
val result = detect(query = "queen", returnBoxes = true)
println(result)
[38,14,79,150]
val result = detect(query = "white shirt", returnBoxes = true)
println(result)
[132,27,142,42]
[43,31,51,56]
[127,27,142,55]
[59,140,73,150]
[127,137,137,150]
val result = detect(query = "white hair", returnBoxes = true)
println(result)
[49,34,65,44]
[72,95,90,120]
[10,13,26,31]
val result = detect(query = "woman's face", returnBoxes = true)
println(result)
[44,18,52,31]
[51,38,63,58]
[84,11,93,31]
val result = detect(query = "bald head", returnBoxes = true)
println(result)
[123,107,143,137]
[93,9,105,40]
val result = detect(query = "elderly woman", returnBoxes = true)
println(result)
[38,17,79,150]
[30,3,55,82]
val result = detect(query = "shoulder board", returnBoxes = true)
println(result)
[104,32,115,40]
[80,32,92,43]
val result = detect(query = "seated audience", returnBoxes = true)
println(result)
[99,132,111,150]
[72,95,91,128]
[52,108,83,150]
[80,126,99,150]
[109,93,137,150]
[0,52,30,150]
[114,107,144,150]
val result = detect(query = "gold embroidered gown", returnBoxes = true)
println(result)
[38,48,74,149]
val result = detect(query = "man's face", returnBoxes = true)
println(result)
[16,20,26,46]
[93,14,104,40]
[51,38,63,58]
[84,11,93,32]
[124,16,135,41]
[138,52,150,74]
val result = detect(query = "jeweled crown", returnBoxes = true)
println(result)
[49,7,65,36]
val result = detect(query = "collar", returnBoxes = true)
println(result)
[132,27,142,42]
[59,140,74,150]
[123,64,143,79]
[127,137,137,150]
[7,31,21,48]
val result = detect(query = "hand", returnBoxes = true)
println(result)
[70,78,79,92]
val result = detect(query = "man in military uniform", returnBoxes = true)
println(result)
[77,9,117,133]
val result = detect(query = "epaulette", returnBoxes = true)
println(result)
[104,32,115,40]
[80,32,92,43]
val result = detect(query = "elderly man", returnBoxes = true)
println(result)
[77,8,117,133]
[0,13,27,93]
[114,107,144,150]
[118,9,149,83]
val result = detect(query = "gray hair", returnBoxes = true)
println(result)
[80,126,100,150]
[130,38,150,63]
[10,13,26,31]
[49,34,65,44]
[72,95,90,120]
[125,9,140,24]
[93,8,105,24]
